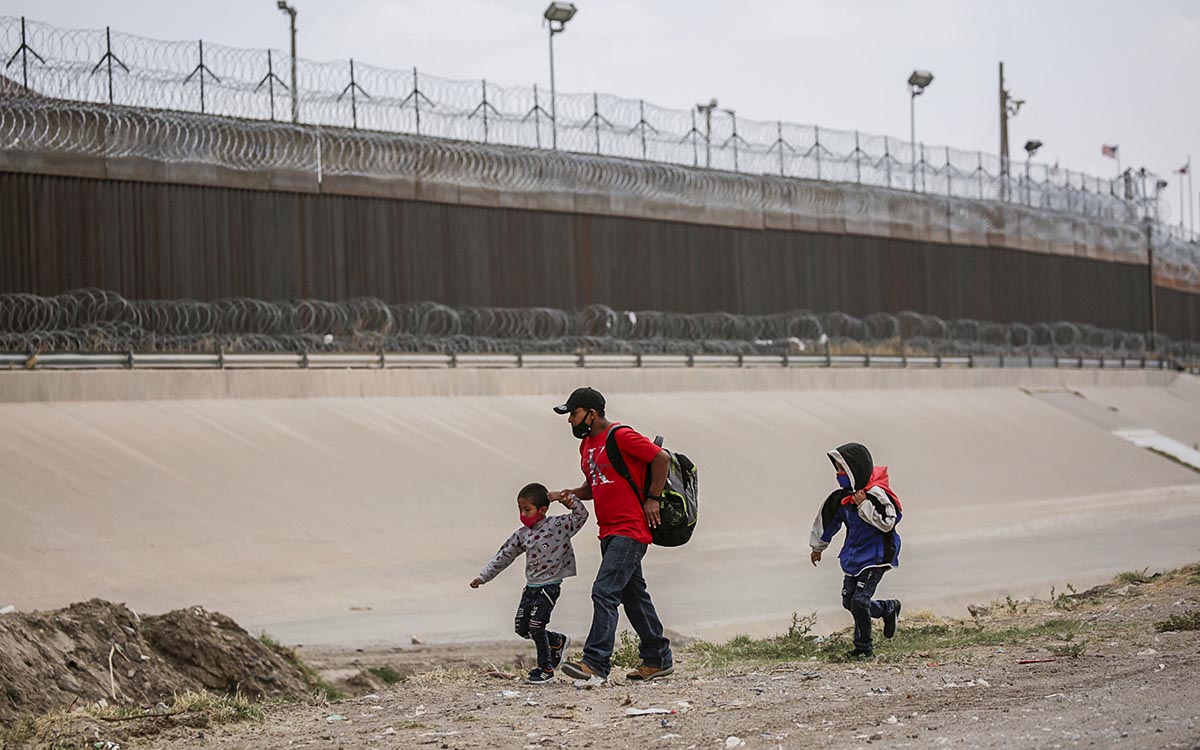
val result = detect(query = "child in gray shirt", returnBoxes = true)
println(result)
[471,483,589,683]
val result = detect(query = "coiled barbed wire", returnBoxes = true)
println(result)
[2,290,1197,362]
[2,15,1190,234]
[3,95,1195,289]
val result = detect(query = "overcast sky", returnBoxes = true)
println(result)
[3,0,1197,228]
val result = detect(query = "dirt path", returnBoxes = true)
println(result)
[114,568,1200,750]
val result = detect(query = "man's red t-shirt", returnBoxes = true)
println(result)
[579,424,662,545]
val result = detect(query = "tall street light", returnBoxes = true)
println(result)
[907,69,933,191]
[276,1,299,123]
[1024,139,1042,206]
[543,2,577,150]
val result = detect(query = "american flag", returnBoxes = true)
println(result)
[1102,144,1119,159]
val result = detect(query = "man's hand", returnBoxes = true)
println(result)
[810,549,822,566]
[851,489,867,506]
[557,493,576,508]
[547,489,567,502]
[469,578,482,589]
[644,498,661,529]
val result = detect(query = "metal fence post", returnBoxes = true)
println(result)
[977,151,984,199]
[944,146,952,196]
[7,17,45,93]
[183,40,220,114]
[814,125,822,181]
[854,130,861,184]
[884,137,892,189]
[255,49,288,121]
[90,27,128,105]
[336,58,369,129]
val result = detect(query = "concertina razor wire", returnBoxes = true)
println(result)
[0,19,1194,221]
[1,95,1196,289]
[0,15,1157,208]
[0,15,1196,287]
[1,290,1197,362]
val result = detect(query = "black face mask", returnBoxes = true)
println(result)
[572,412,594,440]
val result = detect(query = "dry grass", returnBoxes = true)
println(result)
[0,690,264,749]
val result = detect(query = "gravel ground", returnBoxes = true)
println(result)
[121,567,1200,750]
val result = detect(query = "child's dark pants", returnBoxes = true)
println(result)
[515,584,566,671]
[841,568,900,654]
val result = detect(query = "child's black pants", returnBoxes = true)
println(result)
[841,567,899,653]
[515,583,566,671]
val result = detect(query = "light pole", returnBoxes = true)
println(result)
[1023,139,1042,206]
[907,69,933,191]
[543,2,577,150]
[696,98,718,168]
[998,62,1025,200]
[276,1,298,123]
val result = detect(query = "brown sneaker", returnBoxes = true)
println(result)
[560,661,605,681]
[626,664,675,681]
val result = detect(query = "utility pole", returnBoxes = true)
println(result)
[998,61,1023,200]
[1145,219,1158,352]
[999,62,1008,184]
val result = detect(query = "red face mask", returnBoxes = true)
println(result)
[520,510,545,528]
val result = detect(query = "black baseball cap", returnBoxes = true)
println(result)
[553,386,605,415]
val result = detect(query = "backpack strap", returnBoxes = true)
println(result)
[605,426,665,506]
[604,425,643,504]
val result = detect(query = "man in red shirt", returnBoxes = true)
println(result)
[548,387,674,682]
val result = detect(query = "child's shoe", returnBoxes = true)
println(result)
[525,668,556,684]
[883,601,901,639]
[549,634,571,670]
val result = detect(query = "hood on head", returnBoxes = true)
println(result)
[828,442,874,492]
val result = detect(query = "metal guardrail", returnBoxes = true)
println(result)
[0,351,1182,372]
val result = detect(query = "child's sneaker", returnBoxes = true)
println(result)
[883,601,901,639]
[549,634,571,670]
[525,668,555,684]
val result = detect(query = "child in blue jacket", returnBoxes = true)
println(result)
[809,442,902,658]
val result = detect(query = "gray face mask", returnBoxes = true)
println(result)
[572,413,593,439]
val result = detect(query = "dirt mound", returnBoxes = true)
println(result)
[0,599,310,726]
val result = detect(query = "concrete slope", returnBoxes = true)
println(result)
[1074,375,1200,448]
[1,374,1198,646]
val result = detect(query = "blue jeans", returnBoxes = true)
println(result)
[581,534,672,677]
[841,567,898,653]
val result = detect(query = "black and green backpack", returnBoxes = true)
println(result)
[605,425,699,547]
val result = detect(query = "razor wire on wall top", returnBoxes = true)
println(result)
[1,290,1195,363]
[1,15,1196,288]
[0,15,1165,225]
[3,95,1195,288]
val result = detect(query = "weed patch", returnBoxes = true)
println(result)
[367,666,404,685]
[1115,568,1156,585]
[612,631,642,669]
[688,612,1086,667]
[1154,611,1200,632]
[688,612,849,667]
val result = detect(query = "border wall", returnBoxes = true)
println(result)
[1,100,1197,340]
